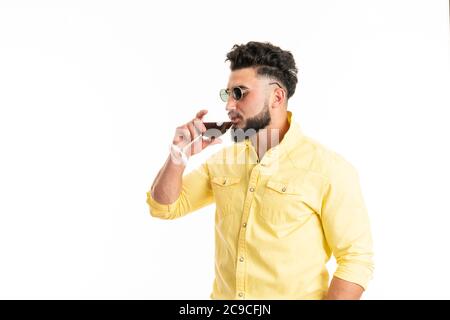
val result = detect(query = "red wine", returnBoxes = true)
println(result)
[202,121,233,139]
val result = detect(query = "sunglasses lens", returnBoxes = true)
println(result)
[232,87,243,100]
[220,89,228,102]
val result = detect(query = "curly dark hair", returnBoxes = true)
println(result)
[225,41,298,99]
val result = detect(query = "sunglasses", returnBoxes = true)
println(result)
[219,82,282,102]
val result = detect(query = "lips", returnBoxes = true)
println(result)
[229,116,241,124]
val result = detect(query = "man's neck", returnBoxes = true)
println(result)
[249,114,290,161]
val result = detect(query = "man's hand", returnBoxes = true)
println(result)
[172,109,222,162]
[325,276,365,300]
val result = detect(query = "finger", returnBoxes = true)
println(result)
[195,109,208,120]
[185,122,201,155]
[173,127,190,145]
[193,119,206,134]
[186,122,199,140]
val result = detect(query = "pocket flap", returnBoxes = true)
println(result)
[211,176,241,187]
[266,180,299,195]
[266,178,322,215]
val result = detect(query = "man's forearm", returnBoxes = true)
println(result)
[150,155,185,204]
[325,276,364,300]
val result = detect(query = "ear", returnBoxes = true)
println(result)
[271,87,286,108]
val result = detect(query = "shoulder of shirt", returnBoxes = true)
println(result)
[290,134,359,181]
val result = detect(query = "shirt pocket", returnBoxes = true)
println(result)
[260,179,317,226]
[211,176,241,217]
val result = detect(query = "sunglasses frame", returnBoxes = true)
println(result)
[220,82,283,103]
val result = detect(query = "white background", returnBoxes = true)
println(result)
[0,0,449,299]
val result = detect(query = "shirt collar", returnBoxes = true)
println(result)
[243,111,303,166]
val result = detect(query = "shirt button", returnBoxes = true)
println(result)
[243,223,247,228]
[239,256,244,262]
[238,292,244,298]
[249,187,255,192]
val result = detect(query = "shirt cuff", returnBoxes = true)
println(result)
[146,191,178,219]
[333,262,374,291]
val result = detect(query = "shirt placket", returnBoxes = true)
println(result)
[235,142,260,299]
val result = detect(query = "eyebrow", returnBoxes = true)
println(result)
[227,84,249,90]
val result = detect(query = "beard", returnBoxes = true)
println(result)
[230,100,271,143]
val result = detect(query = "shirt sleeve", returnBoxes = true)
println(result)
[320,157,374,290]
[146,162,214,220]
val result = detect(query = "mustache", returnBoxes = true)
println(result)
[228,112,242,119]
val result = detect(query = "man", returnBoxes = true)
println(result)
[147,41,374,300]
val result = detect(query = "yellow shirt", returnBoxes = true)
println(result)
[147,112,374,300]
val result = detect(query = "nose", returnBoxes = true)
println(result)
[225,97,237,113]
